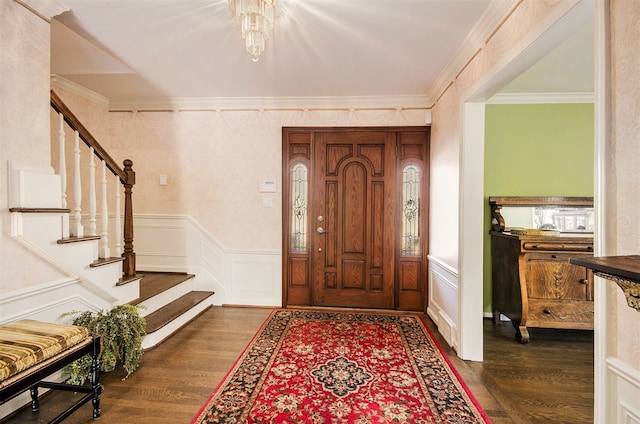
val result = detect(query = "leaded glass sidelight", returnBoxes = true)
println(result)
[291,163,308,252]
[402,164,421,255]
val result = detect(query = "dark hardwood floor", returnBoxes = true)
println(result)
[1,307,593,423]
[448,320,594,423]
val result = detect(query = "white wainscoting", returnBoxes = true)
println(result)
[427,255,459,351]
[2,214,280,320]
[134,214,282,307]
[134,220,189,271]
[608,358,640,423]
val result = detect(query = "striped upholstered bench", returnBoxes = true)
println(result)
[0,320,101,423]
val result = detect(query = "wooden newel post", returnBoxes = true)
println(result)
[122,159,136,278]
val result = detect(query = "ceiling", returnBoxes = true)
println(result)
[49,0,593,108]
[499,21,593,97]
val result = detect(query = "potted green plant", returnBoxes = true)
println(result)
[63,304,146,384]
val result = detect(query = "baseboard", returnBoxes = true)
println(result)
[483,311,510,321]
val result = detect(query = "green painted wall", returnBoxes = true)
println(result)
[483,103,594,313]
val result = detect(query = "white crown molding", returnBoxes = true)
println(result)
[50,75,110,108]
[487,91,594,104]
[108,95,431,112]
[14,0,69,21]
[426,0,521,105]
[50,75,429,112]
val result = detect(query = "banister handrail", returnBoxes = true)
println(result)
[50,90,129,185]
[51,90,136,278]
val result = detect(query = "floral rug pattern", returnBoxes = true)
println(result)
[192,309,490,423]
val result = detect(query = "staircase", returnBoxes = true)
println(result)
[10,206,215,349]
[6,91,214,349]
[133,272,214,350]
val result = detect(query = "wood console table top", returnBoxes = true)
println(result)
[569,255,640,283]
[570,255,640,311]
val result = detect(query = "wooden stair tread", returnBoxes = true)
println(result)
[117,273,144,286]
[90,257,124,267]
[58,235,101,244]
[145,291,214,334]
[9,207,71,213]
[131,272,196,304]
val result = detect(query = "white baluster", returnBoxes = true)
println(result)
[71,131,84,237]
[99,161,110,258]
[114,174,122,256]
[88,148,97,236]
[58,113,67,208]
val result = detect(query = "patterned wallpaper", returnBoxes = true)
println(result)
[101,108,427,251]
[610,0,640,368]
[0,1,66,293]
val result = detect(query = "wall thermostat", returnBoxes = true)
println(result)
[259,179,277,193]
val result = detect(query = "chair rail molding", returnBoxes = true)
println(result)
[0,276,109,325]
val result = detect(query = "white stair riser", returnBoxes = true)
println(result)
[18,214,67,244]
[111,282,141,305]
[138,279,194,317]
[141,297,214,350]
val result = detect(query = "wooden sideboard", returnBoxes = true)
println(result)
[489,197,594,343]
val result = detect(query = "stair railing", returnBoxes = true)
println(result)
[50,90,136,279]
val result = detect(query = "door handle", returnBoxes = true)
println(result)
[316,227,328,234]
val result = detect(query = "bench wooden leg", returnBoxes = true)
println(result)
[29,337,101,423]
[91,338,101,419]
[30,386,40,411]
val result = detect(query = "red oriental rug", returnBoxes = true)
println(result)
[192,309,490,424]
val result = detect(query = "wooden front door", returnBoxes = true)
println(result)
[283,127,429,311]
[312,131,396,309]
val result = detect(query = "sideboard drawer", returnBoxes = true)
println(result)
[523,242,593,252]
[527,299,594,329]
[524,253,593,301]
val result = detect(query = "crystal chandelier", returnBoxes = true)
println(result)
[228,0,277,62]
